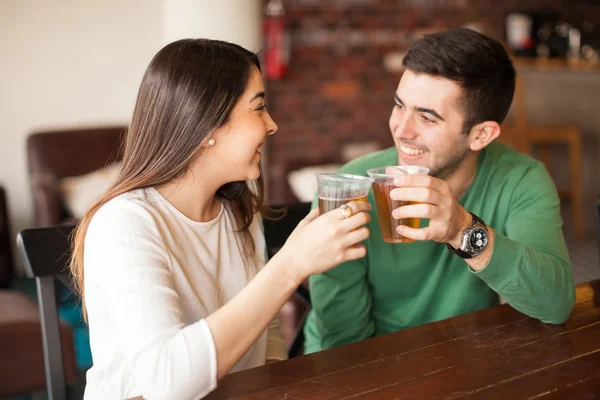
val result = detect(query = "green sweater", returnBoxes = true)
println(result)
[304,141,575,354]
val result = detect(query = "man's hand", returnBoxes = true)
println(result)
[389,173,471,247]
[389,172,495,271]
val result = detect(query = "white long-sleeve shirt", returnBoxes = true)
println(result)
[83,187,287,400]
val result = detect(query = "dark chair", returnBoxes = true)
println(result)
[27,127,126,226]
[0,186,14,287]
[0,186,77,398]
[596,196,600,265]
[263,202,312,358]
[16,224,78,400]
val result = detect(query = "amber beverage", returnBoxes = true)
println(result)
[372,182,419,243]
[315,172,373,222]
[318,195,368,214]
[315,173,373,248]
[367,165,430,244]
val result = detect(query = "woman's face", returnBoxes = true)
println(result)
[207,66,278,182]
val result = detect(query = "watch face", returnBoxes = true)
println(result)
[468,228,488,252]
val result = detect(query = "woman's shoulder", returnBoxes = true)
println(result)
[88,188,162,239]
[83,189,170,291]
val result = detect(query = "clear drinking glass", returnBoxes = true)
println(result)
[315,173,374,215]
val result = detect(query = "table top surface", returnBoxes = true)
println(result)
[207,279,600,399]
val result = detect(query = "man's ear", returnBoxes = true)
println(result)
[468,121,501,151]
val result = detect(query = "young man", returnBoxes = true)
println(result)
[304,28,575,354]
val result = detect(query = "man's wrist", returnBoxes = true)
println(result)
[467,227,495,271]
[447,209,472,249]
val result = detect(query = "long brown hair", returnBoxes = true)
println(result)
[71,39,269,319]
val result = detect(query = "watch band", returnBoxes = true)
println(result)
[446,242,473,259]
[446,212,487,259]
[470,212,486,228]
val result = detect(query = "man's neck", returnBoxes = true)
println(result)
[443,151,479,200]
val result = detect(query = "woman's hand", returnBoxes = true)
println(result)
[274,201,371,285]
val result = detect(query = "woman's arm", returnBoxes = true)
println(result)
[207,202,371,378]
[206,258,296,378]
[86,200,370,398]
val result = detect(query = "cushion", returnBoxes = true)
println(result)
[59,162,121,218]
[287,164,341,202]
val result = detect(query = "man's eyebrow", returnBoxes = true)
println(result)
[394,93,445,122]
[416,106,445,121]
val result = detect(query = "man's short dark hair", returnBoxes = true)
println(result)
[402,28,516,134]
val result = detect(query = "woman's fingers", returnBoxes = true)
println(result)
[342,210,371,231]
[297,208,319,228]
[343,226,370,247]
[343,244,367,261]
[292,201,371,271]
[324,200,371,221]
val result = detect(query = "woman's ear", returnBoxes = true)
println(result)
[468,121,501,151]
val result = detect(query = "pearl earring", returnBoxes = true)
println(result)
[208,138,215,146]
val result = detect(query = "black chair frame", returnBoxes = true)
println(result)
[17,224,76,400]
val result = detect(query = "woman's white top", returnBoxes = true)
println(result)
[83,188,287,400]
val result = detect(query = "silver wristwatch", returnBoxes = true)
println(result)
[446,212,489,259]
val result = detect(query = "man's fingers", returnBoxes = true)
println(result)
[392,203,437,220]
[393,174,443,190]
[390,187,442,204]
[396,225,432,241]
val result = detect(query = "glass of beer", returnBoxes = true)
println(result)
[366,166,430,243]
[315,173,374,214]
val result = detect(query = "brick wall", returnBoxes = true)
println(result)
[264,0,600,203]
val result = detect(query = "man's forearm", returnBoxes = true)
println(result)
[469,231,575,324]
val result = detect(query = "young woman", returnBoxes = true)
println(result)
[70,38,371,399]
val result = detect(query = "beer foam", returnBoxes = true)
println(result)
[318,196,367,201]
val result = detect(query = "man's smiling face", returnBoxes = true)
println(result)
[389,70,471,180]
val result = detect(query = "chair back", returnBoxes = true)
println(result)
[17,224,77,400]
[27,127,125,181]
[0,186,14,287]
[596,196,600,265]
[27,127,126,225]
[264,203,312,358]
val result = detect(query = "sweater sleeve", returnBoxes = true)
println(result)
[472,162,576,324]
[84,200,218,400]
[303,254,375,354]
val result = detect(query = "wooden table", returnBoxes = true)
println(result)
[207,280,600,399]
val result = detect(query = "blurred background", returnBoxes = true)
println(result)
[0,0,598,398]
